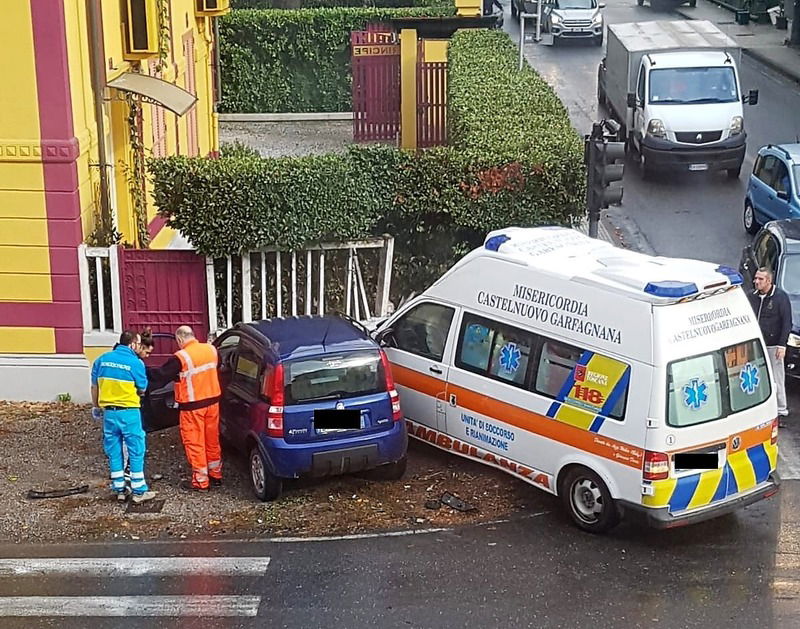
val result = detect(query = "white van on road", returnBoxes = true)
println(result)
[376,227,780,533]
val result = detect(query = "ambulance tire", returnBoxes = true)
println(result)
[561,466,620,533]
[249,445,282,502]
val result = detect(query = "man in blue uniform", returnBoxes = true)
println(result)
[90,330,156,504]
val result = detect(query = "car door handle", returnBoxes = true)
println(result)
[429,366,443,375]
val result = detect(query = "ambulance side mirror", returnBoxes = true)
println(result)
[375,327,395,347]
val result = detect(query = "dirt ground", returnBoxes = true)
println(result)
[0,402,542,543]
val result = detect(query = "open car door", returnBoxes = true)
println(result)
[141,332,180,433]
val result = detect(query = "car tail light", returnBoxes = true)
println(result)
[262,363,285,438]
[643,450,670,481]
[771,418,779,445]
[380,350,402,422]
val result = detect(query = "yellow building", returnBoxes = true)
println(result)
[0,0,228,402]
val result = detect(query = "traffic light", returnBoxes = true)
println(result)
[590,139,625,209]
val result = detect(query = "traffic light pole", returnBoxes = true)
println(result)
[585,120,625,239]
[585,122,604,239]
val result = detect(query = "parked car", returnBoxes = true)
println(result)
[743,144,800,234]
[739,219,800,378]
[637,0,696,10]
[511,0,603,46]
[142,314,408,500]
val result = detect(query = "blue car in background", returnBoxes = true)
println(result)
[213,315,408,501]
[744,143,800,234]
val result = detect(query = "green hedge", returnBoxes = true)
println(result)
[232,0,445,8]
[151,29,585,301]
[219,6,455,113]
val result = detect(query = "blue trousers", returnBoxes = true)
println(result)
[103,408,148,495]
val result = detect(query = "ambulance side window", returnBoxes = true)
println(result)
[455,314,534,387]
[392,302,454,362]
[533,338,630,420]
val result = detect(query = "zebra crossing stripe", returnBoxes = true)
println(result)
[0,557,270,577]
[0,596,261,617]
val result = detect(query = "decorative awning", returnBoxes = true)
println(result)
[107,72,197,117]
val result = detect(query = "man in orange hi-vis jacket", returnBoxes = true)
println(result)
[151,326,222,491]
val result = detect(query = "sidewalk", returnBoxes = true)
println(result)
[673,1,800,85]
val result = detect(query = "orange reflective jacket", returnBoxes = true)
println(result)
[175,339,221,404]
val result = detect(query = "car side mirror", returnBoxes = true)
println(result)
[626,92,636,108]
[777,190,790,201]
[375,327,395,347]
[599,2,606,7]
[746,89,759,105]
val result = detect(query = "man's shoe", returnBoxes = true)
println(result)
[210,477,223,488]
[779,409,789,417]
[131,491,157,504]
[116,489,130,503]
[179,480,209,493]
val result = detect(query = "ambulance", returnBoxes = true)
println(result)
[375,227,780,533]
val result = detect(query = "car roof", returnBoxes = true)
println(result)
[762,143,800,162]
[767,219,800,253]
[244,315,378,360]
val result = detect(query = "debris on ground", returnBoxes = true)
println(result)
[0,402,544,543]
[26,485,89,500]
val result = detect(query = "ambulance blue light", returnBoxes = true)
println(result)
[643,281,698,298]
[715,265,743,285]
[484,234,510,251]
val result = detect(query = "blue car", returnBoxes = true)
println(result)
[213,315,408,501]
[744,143,800,234]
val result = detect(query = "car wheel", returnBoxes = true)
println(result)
[637,0,644,5]
[249,445,282,502]
[561,466,620,534]
[594,34,603,47]
[511,1,518,18]
[688,0,697,6]
[364,455,407,481]
[744,201,760,235]
[552,35,561,47]
[639,150,653,180]
[727,165,742,179]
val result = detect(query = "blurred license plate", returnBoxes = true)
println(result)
[315,409,361,432]
[689,164,708,171]
[674,453,717,470]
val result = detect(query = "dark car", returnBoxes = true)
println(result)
[142,315,408,500]
[739,219,800,378]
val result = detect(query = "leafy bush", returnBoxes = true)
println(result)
[219,6,455,113]
[151,30,585,301]
[232,0,446,8]
[220,140,262,159]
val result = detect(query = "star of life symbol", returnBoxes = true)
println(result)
[683,378,708,410]
[739,362,760,395]
[499,342,521,373]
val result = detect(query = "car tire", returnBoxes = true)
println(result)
[364,455,407,481]
[561,466,620,534]
[637,0,644,5]
[552,35,561,47]
[727,166,742,179]
[511,1,518,18]
[594,34,603,47]
[639,149,653,180]
[688,0,697,6]
[249,445,282,502]
[744,201,760,235]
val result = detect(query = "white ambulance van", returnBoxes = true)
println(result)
[376,227,780,533]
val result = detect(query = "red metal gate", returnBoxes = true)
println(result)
[118,249,209,363]
[351,27,401,143]
[417,53,447,148]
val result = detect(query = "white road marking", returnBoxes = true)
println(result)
[0,596,261,617]
[0,557,270,577]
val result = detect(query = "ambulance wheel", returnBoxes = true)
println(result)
[561,467,620,533]
[249,445,282,502]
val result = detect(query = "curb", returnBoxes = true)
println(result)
[741,45,800,87]
[673,7,800,87]
[219,112,353,122]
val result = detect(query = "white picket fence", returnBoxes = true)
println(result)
[208,235,394,336]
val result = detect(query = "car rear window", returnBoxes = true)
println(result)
[284,350,386,404]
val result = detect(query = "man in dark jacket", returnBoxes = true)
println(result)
[748,267,793,420]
